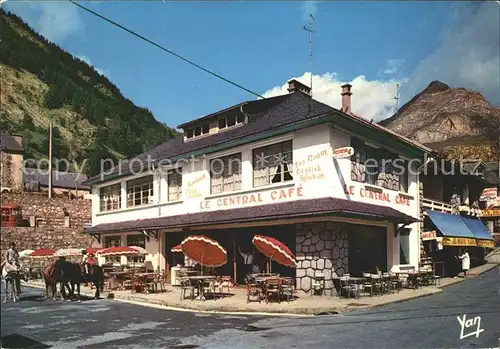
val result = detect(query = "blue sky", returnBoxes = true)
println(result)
[6,1,500,127]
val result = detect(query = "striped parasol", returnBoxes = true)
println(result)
[181,235,227,268]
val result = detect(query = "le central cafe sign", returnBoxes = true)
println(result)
[199,186,304,210]
[344,185,412,206]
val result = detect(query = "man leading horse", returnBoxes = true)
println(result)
[2,242,23,302]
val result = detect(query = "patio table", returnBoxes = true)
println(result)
[180,276,218,300]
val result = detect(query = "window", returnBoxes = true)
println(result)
[218,114,245,131]
[168,168,182,201]
[210,153,242,194]
[399,229,410,264]
[126,175,153,208]
[202,123,209,134]
[351,138,401,191]
[186,129,194,139]
[253,140,293,187]
[99,183,122,212]
[185,124,209,140]
[493,219,500,232]
[194,126,201,137]
[104,236,121,264]
[127,234,146,263]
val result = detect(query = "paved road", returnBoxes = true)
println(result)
[1,267,499,349]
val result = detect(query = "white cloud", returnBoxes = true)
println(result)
[262,72,401,122]
[76,55,111,79]
[403,2,500,105]
[7,2,84,42]
[382,59,404,75]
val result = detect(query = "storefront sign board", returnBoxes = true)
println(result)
[332,147,354,159]
[199,186,304,210]
[421,231,437,240]
[479,188,497,201]
[441,237,477,247]
[344,185,412,206]
[481,208,500,217]
[476,239,495,248]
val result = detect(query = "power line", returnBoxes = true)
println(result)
[69,0,263,100]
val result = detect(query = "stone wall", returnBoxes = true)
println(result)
[0,192,93,263]
[296,221,349,295]
[0,192,91,227]
[1,227,94,267]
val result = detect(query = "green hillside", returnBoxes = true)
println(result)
[0,9,178,176]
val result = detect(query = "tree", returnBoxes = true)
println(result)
[71,91,81,113]
[44,85,62,109]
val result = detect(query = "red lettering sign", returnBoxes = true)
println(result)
[200,187,304,210]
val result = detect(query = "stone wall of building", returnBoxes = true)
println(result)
[296,221,349,295]
[0,192,91,227]
[0,193,93,263]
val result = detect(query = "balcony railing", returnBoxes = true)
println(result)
[423,198,482,216]
[422,198,453,213]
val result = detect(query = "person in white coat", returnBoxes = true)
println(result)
[458,249,470,278]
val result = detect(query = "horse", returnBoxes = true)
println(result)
[51,261,104,301]
[42,262,71,301]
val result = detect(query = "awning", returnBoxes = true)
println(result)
[461,217,495,248]
[425,210,477,247]
[426,210,476,238]
[85,197,418,234]
[426,210,495,248]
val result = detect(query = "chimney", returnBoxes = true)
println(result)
[341,84,352,114]
[12,133,23,148]
[287,79,311,97]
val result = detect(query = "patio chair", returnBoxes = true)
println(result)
[264,278,281,303]
[311,272,325,296]
[179,278,197,301]
[340,275,360,298]
[245,277,262,303]
[216,276,232,296]
[280,277,294,302]
[200,279,217,301]
[156,269,167,292]
[362,272,374,297]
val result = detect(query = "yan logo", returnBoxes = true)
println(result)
[457,314,484,339]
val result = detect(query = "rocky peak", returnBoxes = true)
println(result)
[379,81,499,147]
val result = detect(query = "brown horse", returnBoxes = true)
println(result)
[50,261,104,301]
[42,261,71,301]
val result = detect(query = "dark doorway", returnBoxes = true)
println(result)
[164,224,296,284]
[348,225,387,276]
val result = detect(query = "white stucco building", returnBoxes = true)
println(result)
[85,80,431,293]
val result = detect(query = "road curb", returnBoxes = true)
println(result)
[437,263,499,289]
[20,282,443,316]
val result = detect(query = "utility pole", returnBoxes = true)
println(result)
[303,13,315,96]
[48,118,53,198]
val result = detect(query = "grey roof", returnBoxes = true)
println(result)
[0,132,23,152]
[84,196,417,234]
[87,92,432,184]
[23,169,90,190]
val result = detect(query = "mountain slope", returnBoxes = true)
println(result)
[380,81,500,163]
[0,9,178,176]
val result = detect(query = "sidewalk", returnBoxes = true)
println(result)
[22,262,498,316]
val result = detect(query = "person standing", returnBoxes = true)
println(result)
[4,242,21,294]
[458,249,470,278]
[238,246,254,277]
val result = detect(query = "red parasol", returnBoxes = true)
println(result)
[171,244,183,253]
[252,235,297,268]
[30,249,55,258]
[181,235,227,268]
[96,246,146,257]
[86,247,102,254]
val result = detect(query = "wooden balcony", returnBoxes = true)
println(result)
[422,198,482,216]
[422,198,453,213]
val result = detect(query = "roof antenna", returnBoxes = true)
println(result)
[303,13,315,97]
[394,83,400,118]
